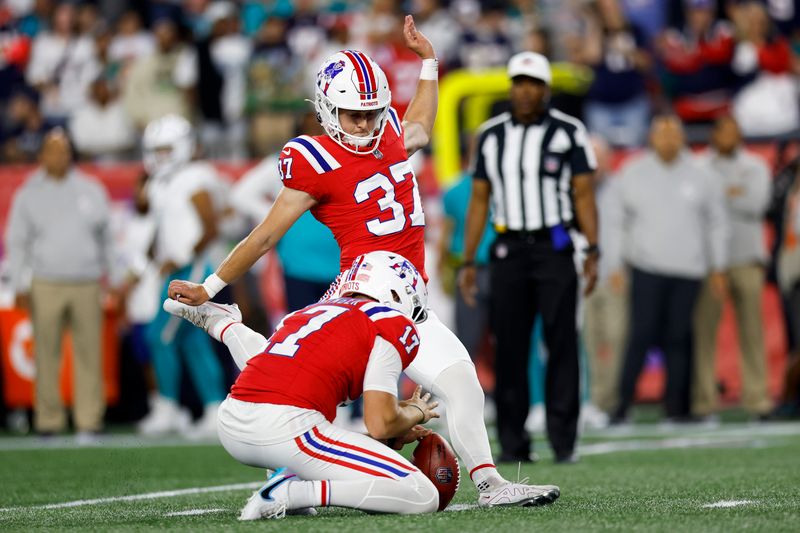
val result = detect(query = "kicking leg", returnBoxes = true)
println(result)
[408,311,559,505]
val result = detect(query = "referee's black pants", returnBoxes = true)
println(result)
[615,267,701,420]
[489,234,580,461]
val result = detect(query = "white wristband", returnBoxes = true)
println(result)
[201,273,227,299]
[419,58,438,81]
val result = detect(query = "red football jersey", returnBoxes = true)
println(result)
[230,298,420,422]
[278,108,428,280]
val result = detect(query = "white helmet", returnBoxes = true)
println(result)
[337,251,427,323]
[314,50,392,155]
[142,114,195,180]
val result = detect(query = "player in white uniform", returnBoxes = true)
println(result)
[166,16,559,504]
[138,114,227,437]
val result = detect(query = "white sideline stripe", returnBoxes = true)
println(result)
[165,508,226,516]
[578,436,765,456]
[0,482,260,513]
[1,422,798,452]
[0,435,219,452]
[584,422,800,440]
[702,500,755,509]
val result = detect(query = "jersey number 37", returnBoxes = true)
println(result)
[354,160,425,236]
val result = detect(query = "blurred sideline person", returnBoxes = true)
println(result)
[165,251,559,518]
[5,129,111,441]
[607,115,729,423]
[167,17,556,505]
[113,173,160,417]
[693,116,772,420]
[461,52,599,464]
[582,135,627,417]
[776,174,800,415]
[137,114,227,438]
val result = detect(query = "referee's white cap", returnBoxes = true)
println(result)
[507,52,551,85]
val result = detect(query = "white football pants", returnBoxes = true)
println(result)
[218,399,438,514]
[221,303,499,486]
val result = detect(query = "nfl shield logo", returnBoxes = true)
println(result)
[436,466,453,484]
[544,155,560,174]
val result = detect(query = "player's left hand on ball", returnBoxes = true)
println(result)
[403,15,434,59]
[389,425,431,450]
[167,280,210,306]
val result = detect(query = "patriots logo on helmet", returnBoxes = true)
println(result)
[390,260,419,290]
[319,60,346,95]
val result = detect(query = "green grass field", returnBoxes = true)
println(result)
[1,421,798,532]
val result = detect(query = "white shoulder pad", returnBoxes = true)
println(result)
[283,135,342,174]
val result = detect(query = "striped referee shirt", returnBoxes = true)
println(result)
[472,108,597,231]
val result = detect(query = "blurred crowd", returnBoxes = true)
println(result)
[2,0,800,439]
[3,0,800,164]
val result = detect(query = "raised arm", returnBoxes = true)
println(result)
[401,15,438,155]
[168,186,316,305]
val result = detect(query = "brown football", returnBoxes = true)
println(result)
[411,432,460,511]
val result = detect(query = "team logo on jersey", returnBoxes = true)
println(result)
[319,60,346,95]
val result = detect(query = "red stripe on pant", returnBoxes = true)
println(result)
[320,480,328,506]
[311,426,417,472]
[470,463,496,480]
[294,435,391,478]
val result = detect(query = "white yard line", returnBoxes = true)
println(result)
[702,500,756,509]
[0,434,217,452]
[445,504,480,512]
[0,482,260,513]
[165,508,227,516]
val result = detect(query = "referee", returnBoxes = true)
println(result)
[459,52,599,464]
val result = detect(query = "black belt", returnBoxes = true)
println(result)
[496,229,552,241]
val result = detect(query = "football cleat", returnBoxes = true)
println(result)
[239,469,296,520]
[163,299,241,341]
[478,481,560,507]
